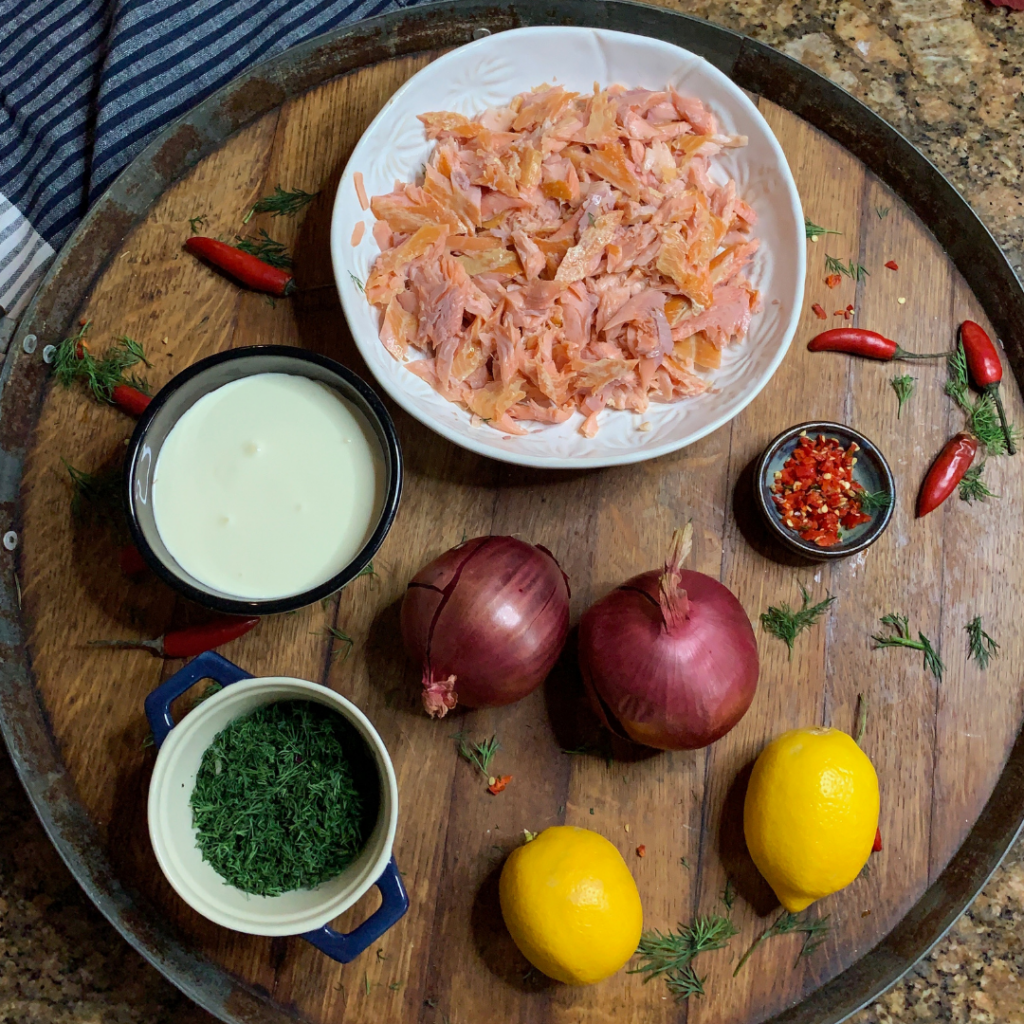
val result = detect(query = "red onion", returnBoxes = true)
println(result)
[401,536,571,717]
[578,524,758,750]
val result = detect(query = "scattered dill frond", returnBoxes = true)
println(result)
[389,981,403,991]
[234,229,292,269]
[631,915,737,1000]
[52,328,151,402]
[760,586,836,658]
[857,489,894,515]
[349,273,365,292]
[314,625,353,663]
[854,692,868,746]
[890,374,915,418]
[959,463,997,503]
[354,560,377,581]
[824,254,869,281]
[872,612,943,681]
[805,218,841,240]
[947,342,1021,455]
[734,911,831,975]
[243,185,319,224]
[188,215,207,233]
[62,459,123,524]
[876,205,890,219]
[966,616,998,670]
[586,211,596,227]
[720,878,736,912]
[452,732,500,777]
[680,857,689,869]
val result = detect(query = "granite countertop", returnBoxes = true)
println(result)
[2,2,1023,1021]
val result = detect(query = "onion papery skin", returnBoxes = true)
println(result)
[401,536,571,716]
[579,568,759,751]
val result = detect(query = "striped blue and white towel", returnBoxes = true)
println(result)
[0,0,422,321]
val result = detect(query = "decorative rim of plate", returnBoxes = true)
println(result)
[330,25,806,468]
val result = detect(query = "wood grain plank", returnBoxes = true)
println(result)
[15,55,1024,1024]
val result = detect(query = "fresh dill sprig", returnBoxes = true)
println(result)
[760,586,836,658]
[243,185,319,224]
[733,911,831,975]
[720,878,736,912]
[824,254,869,281]
[234,229,293,269]
[631,915,738,1000]
[966,616,998,670]
[876,205,890,219]
[946,342,1021,455]
[188,215,207,233]
[314,625,353,663]
[959,463,997,503]
[452,733,500,777]
[890,374,915,418]
[805,218,841,240]
[62,459,124,525]
[857,489,894,515]
[872,612,943,681]
[52,329,151,403]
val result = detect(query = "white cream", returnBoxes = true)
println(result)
[152,373,384,600]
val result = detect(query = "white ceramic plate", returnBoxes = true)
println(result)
[330,26,805,468]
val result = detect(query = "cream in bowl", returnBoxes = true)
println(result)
[126,347,402,615]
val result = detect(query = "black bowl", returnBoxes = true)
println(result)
[124,346,402,615]
[754,421,895,561]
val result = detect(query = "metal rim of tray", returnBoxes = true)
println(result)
[1,3,1023,1023]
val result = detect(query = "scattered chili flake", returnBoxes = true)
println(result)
[825,273,842,289]
[872,827,883,852]
[884,260,899,271]
[636,845,646,858]
[487,774,512,795]
[770,434,873,547]
[812,303,828,320]
[834,309,846,317]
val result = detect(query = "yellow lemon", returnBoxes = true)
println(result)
[744,727,879,913]
[498,825,642,985]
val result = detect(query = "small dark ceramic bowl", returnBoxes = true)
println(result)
[754,421,895,561]
[124,346,402,615]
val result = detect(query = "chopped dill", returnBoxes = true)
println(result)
[720,878,736,911]
[760,586,836,658]
[966,616,998,670]
[190,700,370,895]
[188,215,207,233]
[349,272,365,292]
[959,463,996,503]
[872,612,943,681]
[876,205,890,219]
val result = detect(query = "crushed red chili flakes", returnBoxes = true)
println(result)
[636,845,646,858]
[825,273,842,289]
[488,774,512,795]
[812,303,828,320]
[770,434,873,547]
[885,260,899,271]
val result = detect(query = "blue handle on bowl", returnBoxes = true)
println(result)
[299,857,409,963]
[143,651,253,749]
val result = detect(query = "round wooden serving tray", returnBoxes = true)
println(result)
[3,4,1024,1024]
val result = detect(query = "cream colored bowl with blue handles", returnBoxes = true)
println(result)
[145,651,407,961]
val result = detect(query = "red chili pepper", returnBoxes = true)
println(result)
[884,260,899,271]
[917,433,978,517]
[808,328,947,362]
[88,616,259,657]
[872,827,883,853]
[185,236,294,296]
[811,303,827,320]
[487,774,512,795]
[960,320,1015,455]
[111,383,151,416]
[119,543,148,577]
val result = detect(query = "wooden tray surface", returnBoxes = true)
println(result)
[4,7,1024,1024]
